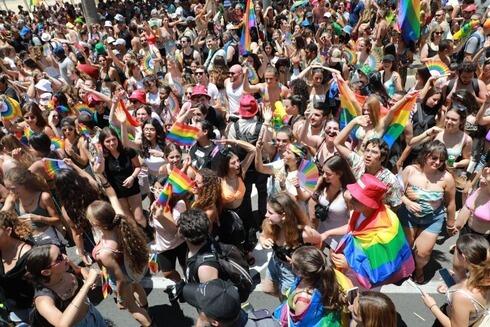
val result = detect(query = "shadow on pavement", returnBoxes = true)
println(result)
[149,304,194,327]
[424,249,448,282]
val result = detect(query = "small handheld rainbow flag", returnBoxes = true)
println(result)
[426,60,449,77]
[382,94,417,148]
[453,20,479,40]
[157,183,172,207]
[336,206,415,288]
[43,158,69,179]
[23,127,34,140]
[166,167,193,195]
[397,0,421,43]
[297,160,319,192]
[166,122,200,147]
[0,96,22,122]
[239,0,256,54]
[101,267,112,299]
[148,253,159,274]
[78,124,91,137]
[338,79,359,130]
[50,137,64,150]
[272,101,289,130]
[118,100,140,127]
[73,103,95,116]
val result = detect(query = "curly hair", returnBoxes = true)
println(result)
[54,169,100,232]
[192,168,222,212]
[262,192,310,248]
[291,246,346,311]
[87,200,149,275]
[4,166,49,192]
[0,210,32,241]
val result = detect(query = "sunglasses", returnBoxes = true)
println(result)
[48,253,65,268]
[195,72,204,76]
[434,32,443,35]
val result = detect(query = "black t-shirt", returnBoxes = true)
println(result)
[0,245,34,309]
[189,141,217,170]
[185,241,220,283]
[93,107,110,129]
[104,148,141,198]
[205,106,226,132]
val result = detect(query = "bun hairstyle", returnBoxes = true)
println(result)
[87,200,149,274]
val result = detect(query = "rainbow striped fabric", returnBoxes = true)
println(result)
[453,20,479,40]
[426,60,449,77]
[0,96,22,121]
[239,0,256,54]
[338,79,359,130]
[166,122,200,147]
[118,101,140,127]
[157,168,193,210]
[382,95,417,148]
[337,207,414,289]
[50,137,64,150]
[397,0,421,43]
[43,158,68,179]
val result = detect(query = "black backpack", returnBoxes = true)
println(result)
[233,120,262,161]
[195,240,254,302]
[217,209,245,251]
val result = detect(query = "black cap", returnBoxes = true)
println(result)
[182,279,241,321]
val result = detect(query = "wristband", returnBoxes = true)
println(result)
[430,304,437,311]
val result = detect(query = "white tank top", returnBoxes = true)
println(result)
[316,190,350,241]
[225,82,244,115]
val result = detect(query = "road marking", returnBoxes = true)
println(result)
[413,312,426,321]
[380,280,440,294]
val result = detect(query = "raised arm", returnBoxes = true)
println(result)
[334,115,370,159]
[408,126,442,147]
[242,66,262,94]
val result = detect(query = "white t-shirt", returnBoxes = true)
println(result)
[150,200,186,252]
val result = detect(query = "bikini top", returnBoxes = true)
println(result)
[221,178,246,206]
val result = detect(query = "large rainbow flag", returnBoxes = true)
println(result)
[239,0,256,55]
[382,95,417,148]
[336,207,414,289]
[397,0,421,43]
[338,79,359,130]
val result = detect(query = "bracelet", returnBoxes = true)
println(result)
[429,304,437,311]
[70,302,79,309]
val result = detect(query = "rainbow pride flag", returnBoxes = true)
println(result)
[118,100,140,127]
[338,79,359,130]
[166,122,199,147]
[382,95,417,148]
[337,207,414,289]
[239,0,256,55]
[397,0,420,43]
[157,183,172,207]
[73,103,95,116]
[43,158,68,179]
[167,167,193,195]
[453,20,479,40]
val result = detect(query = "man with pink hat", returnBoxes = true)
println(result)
[189,84,226,133]
[324,174,415,289]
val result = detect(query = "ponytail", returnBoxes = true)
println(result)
[467,258,490,293]
[320,261,346,311]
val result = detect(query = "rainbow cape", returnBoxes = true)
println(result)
[0,96,22,122]
[397,0,421,43]
[166,122,199,147]
[336,206,414,289]
[50,137,64,150]
[239,0,256,54]
[338,79,359,130]
[43,158,68,179]
[382,95,417,148]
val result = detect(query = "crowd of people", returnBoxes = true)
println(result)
[0,0,490,326]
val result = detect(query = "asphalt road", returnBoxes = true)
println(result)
[75,230,457,327]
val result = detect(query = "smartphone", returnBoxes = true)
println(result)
[438,268,456,288]
[329,239,339,251]
[346,287,359,304]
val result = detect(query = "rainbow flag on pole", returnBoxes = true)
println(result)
[397,0,421,43]
[157,168,193,212]
[338,79,359,130]
[336,207,414,289]
[166,122,200,147]
[382,95,417,148]
[239,0,256,55]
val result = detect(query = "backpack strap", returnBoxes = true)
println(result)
[471,78,480,97]
[234,120,243,140]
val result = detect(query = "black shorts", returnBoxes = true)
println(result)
[157,242,188,272]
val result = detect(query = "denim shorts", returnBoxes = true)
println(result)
[266,253,295,295]
[398,205,446,234]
